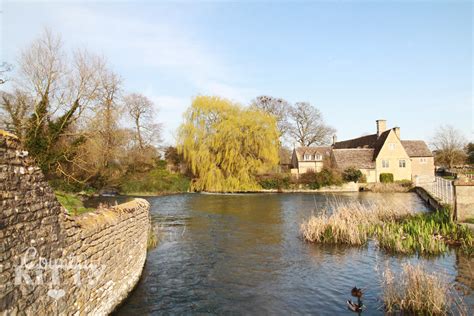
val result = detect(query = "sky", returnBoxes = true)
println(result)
[1,0,472,145]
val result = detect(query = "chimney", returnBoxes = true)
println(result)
[393,127,400,139]
[332,135,337,145]
[376,119,387,137]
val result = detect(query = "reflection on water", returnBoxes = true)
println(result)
[111,192,473,315]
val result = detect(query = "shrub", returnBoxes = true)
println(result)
[315,167,343,187]
[380,173,394,183]
[257,173,291,190]
[120,163,190,194]
[342,167,364,182]
[298,171,320,189]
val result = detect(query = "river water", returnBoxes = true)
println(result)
[93,192,473,315]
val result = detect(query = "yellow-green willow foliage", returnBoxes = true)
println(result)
[178,96,279,192]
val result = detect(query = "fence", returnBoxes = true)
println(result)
[415,176,454,206]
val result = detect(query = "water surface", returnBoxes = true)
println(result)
[111,192,473,315]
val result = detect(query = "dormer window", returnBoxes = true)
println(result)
[304,154,311,161]
[315,154,322,161]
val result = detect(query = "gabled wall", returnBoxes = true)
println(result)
[375,130,412,181]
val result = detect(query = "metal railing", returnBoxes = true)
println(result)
[415,176,454,206]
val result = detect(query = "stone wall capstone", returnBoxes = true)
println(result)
[0,131,150,315]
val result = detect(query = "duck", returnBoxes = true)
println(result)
[346,300,364,313]
[351,286,364,298]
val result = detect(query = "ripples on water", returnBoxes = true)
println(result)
[109,192,473,315]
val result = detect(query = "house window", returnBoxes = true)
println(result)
[420,158,427,164]
[382,160,389,168]
[304,154,311,161]
[389,143,396,150]
[399,159,406,168]
[315,154,322,161]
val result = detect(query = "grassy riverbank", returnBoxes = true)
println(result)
[55,191,94,215]
[301,201,473,255]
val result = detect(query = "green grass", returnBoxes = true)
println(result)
[55,191,94,215]
[120,166,190,195]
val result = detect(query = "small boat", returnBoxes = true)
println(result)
[347,300,364,312]
[351,286,364,298]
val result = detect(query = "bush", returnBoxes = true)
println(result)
[120,162,190,194]
[257,173,291,190]
[380,173,394,183]
[298,168,342,189]
[342,167,364,182]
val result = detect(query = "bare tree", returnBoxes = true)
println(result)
[431,125,467,168]
[123,93,162,149]
[0,62,12,84]
[288,102,335,147]
[250,95,291,139]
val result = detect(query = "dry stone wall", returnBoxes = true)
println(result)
[0,131,150,315]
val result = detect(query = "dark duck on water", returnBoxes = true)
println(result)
[351,287,364,298]
[347,287,365,313]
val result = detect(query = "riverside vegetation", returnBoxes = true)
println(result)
[301,200,473,314]
[300,201,473,254]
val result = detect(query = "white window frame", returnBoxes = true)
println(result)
[315,154,322,161]
[382,160,389,168]
[399,159,406,168]
[304,154,311,161]
[389,143,396,150]
[420,158,427,164]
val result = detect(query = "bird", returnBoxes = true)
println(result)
[351,286,364,298]
[346,300,364,313]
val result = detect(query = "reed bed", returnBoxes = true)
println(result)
[300,200,413,245]
[382,263,463,315]
[301,200,473,255]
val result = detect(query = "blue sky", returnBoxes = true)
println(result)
[1,0,472,145]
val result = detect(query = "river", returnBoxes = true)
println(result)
[86,192,474,315]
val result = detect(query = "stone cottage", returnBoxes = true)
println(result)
[290,120,435,183]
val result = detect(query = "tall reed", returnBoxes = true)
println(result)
[382,263,461,315]
[300,200,413,245]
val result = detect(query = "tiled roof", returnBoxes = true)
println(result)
[332,149,376,170]
[333,130,391,159]
[333,134,378,149]
[295,146,332,161]
[401,140,433,157]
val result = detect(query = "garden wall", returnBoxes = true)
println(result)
[0,131,150,315]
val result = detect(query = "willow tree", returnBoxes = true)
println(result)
[178,96,279,192]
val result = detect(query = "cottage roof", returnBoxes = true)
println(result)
[333,130,391,159]
[401,140,433,157]
[332,149,375,170]
[295,146,332,161]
